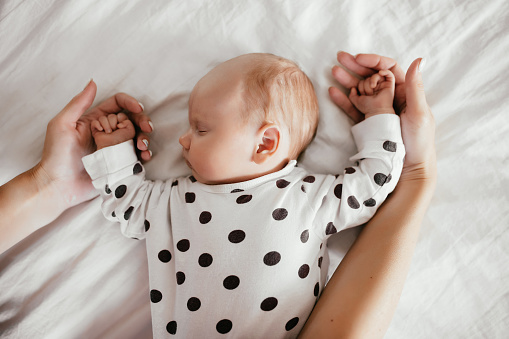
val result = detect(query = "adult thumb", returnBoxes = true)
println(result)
[405,58,428,115]
[59,80,97,124]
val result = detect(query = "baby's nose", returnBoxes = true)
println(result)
[179,130,191,150]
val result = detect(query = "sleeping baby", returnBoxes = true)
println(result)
[82,53,405,338]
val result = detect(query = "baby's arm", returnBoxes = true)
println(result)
[91,113,136,150]
[349,70,396,119]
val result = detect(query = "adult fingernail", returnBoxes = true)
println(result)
[149,150,153,157]
[138,101,145,111]
[142,139,149,148]
[83,78,93,90]
[148,121,154,131]
[418,58,427,73]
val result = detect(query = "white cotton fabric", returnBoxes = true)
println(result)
[81,114,404,338]
[1,1,509,338]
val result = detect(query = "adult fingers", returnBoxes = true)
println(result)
[58,80,97,125]
[136,133,150,151]
[331,65,360,89]
[139,149,152,162]
[337,52,375,77]
[97,92,144,115]
[405,58,430,117]
[328,87,364,123]
[128,111,154,134]
[355,54,405,85]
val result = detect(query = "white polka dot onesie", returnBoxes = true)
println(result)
[82,114,405,338]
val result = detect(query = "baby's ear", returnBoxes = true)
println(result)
[253,124,280,164]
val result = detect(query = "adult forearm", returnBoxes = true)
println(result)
[0,164,66,254]
[299,176,435,338]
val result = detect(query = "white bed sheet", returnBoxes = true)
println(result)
[1,0,508,338]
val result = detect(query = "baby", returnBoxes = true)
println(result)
[82,53,404,338]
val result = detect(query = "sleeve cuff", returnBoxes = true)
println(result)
[351,114,403,150]
[82,140,138,180]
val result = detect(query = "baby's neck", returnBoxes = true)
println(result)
[203,160,290,185]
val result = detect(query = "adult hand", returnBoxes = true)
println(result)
[299,53,436,339]
[329,52,436,182]
[37,80,153,210]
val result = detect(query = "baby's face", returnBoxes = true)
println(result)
[179,58,260,185]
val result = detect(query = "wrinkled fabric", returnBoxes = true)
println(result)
[0,0,508,338]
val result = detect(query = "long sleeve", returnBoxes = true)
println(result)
[82,140,157,239]
[307,114,405,239]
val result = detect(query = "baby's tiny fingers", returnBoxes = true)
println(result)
[99,116,112,133]
[117,112,129,122]
[107,114,119,130]
[91,120,103,132]
[370,74,382,88]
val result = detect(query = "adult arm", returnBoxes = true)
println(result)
[299,55,436,338]
[0,81,153,254]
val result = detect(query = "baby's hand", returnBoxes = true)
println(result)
[349,70,396,119]
[91,113,136,150]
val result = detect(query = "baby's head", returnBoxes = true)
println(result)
[179,53,319,184]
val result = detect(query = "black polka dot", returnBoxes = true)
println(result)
[177,239,190,252]
[133,163,143,174]
[345,167,356,174]
[276,179,291,188]
[231,189,244,193]
[150,289,162,303]
[325,222,337,235]
[347,196,360,209]
[298,264,310,279]
[115,185,127,198]
[124,206,134,220]
[199,211,212,224]
[236,195,252,204]
[171,180,179,187]
[228,230,246,244]
[187,297,201,311]
[176,271,185,285]
[383,140,397,152]
[334,184,343,199]
[374,173,392,186]
[285,317,299,331]
[199,253,213,267]
[303,175,315,183]
[185,192,196,203]
[112,211,116,218]
[301,185,306,193]
[364,198,376,207]
[263,251,281,266]
[189,176,197,183]
[105,184,111,194]
[318,256,323,268]
[166,321,177,335]
[144,220,150,232]
[158,250,172,263]
[300,230,309,243]
[260,297,278,311]
[223,275,240,290]
[272,208,288,221]
[216,319,233,334]
[314,282,320,297]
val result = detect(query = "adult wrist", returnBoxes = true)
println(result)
[28,163,69,215]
